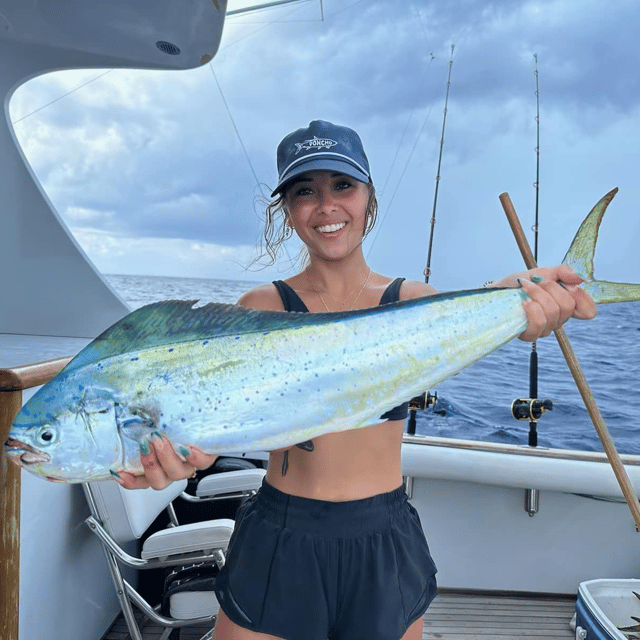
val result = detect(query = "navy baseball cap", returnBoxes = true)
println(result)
[271,120,371,197]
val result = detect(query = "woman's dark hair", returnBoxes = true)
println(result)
[255,181,379,268]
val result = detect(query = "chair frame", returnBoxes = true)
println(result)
[83,468,265,640]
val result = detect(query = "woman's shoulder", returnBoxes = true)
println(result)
[397,277,438,301]
[237,282,285,311]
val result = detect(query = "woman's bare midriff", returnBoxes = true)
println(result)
[265,420,406,501]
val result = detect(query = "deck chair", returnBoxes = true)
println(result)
[84,467,265,640]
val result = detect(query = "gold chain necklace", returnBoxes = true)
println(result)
[305,267,372,312]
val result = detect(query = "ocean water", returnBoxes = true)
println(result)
[105,274,640,454]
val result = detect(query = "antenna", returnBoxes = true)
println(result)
[423,44,455,284]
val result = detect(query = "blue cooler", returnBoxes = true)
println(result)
[576,579,640,639]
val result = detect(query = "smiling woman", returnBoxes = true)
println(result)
[112,118,597,640]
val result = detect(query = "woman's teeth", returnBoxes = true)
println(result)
[317,222,346,233]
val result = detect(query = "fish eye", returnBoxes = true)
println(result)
[36,427,58,447]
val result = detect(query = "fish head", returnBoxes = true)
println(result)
[5,383,125,483]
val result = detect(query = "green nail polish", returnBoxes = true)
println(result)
[139,440,150,455]
[179,446,191,458]
[530,274,544,283]
[109,469,122,479]
[151,430,163,440]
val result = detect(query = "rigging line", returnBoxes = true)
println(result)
[441,7,485,69]
[412,0,431,45]
[11,69,114,125]
[208,64,265,197]
[379,4,437,199]
[365,100,435,258]
[219,0,311,52]
[423,44,455,284]
[379,56,436,199]
[225,18,323,23]
[226,0,312,16]
[379,113,414,198]
[326,0,368,18]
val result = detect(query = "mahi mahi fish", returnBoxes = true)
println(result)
[6,189,640,483]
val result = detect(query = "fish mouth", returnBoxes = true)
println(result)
[4,438,51,466]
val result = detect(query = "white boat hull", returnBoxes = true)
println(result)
[403,436,640,594]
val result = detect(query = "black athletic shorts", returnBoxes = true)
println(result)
[213,480,438,640]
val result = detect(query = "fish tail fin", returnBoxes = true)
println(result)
[562,187,640,304]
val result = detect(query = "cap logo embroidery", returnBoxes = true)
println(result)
[294,136,338,154]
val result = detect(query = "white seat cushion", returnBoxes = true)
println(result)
[170,591,220,619]
[141,519,234,559]
[196,468,265,498]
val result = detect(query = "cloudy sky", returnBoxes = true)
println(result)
[9,0,640,291]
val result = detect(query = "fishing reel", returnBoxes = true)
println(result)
[511,398,553,422]
[406,391,438,436]
[408,391,438,412]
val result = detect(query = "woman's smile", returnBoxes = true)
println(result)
[315,221,347,234]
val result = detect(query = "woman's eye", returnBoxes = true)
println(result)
[335,180,352,191]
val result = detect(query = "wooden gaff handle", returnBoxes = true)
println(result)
[499,191,640,532]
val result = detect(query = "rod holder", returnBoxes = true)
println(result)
[524,488,539,517]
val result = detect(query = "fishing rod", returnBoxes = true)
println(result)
[510,53,553,458]
[423,44,454,285]
[528,53,542,448]
[527,53,543,448]
[407,44,456,435]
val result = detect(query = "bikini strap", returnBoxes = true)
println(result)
[379,277,406,306]
[272,280,310,313]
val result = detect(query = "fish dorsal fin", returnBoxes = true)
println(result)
[60,300,335,374]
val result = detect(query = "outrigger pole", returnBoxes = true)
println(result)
[499,192,640,532]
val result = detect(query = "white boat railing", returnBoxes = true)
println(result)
[0,356,71,640]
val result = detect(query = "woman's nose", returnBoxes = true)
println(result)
[317,188,336,211]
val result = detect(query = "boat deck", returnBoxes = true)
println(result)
[101,590,577,639]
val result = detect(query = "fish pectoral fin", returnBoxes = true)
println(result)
[116,405,157,441]
[118,417,156,442]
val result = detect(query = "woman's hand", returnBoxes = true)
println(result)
[492,265,597,342]
[115,433,219,490]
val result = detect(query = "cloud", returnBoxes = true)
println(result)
[7,0,640,285]
[72,226,260,279]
